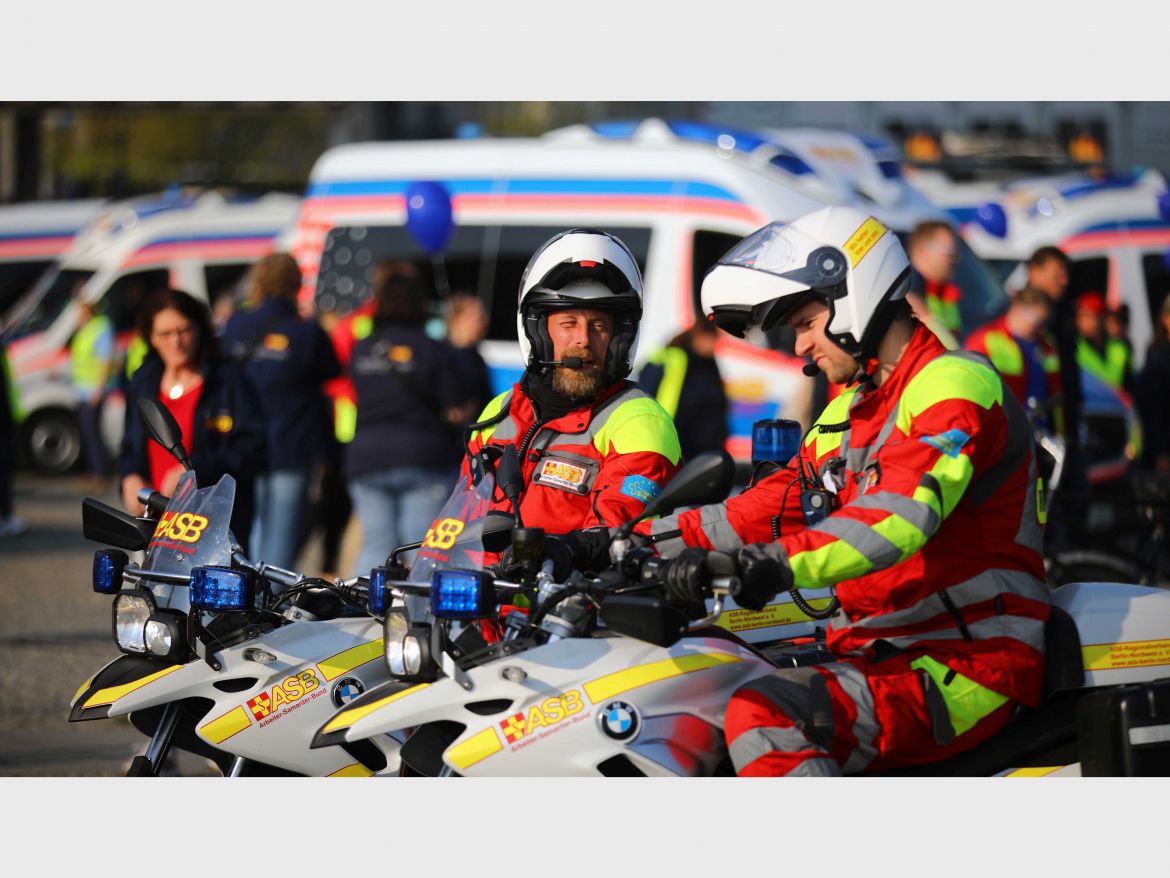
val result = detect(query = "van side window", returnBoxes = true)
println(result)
[204,263,253,313]
[1068,257,1109,301]
[692,231,743,322]
[0,260,53,316]
[105,269,169,333]
[1141,253,1170,328]
[314,224,651,344]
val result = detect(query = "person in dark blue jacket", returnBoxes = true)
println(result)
[346,261,476,576]
[119,289,266,554]
[221,253,340,568]
[636,319,729,462]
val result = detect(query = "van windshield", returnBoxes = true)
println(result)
[4,267,94,339]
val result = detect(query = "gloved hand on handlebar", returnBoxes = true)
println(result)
[659,544,794,615]
[495,536,576,582]
[558,526,647,574]
[727,544,793,612]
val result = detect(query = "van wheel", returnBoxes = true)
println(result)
[21,409,82,474]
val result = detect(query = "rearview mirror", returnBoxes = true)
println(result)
[137,397,192,471]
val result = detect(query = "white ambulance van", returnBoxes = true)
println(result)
[3,188,301,472]
[960,169,1170,367]
[0,198,105,321]
[290,118,845,462]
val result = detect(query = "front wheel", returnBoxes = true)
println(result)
[21,408,82,474]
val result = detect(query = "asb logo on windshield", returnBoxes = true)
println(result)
[151,512,210,544]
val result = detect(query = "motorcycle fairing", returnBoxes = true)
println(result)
[69,654,185,721]
[328,634,775,777]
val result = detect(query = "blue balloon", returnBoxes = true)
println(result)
[974,202,1008,239]
[1157,190,1170,224]
[404,181,455,254]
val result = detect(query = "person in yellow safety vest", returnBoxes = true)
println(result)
[964,286,1065,436]
[1075,291,1135,395]
[0,339,26,538]
[636,319,729,461]
[124,335,149,380]
[70,288,116,488]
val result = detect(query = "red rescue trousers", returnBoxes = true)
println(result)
[724,654,1018,777]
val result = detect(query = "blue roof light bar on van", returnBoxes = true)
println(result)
[1058,172,1144,201]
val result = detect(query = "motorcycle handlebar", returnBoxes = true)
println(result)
[137,488,170,515]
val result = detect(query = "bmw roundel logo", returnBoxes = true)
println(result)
[332,677,365,707]
[598,701,640,741]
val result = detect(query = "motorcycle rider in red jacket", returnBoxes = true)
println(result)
[463,229,681,538]
[632,207,1051,775]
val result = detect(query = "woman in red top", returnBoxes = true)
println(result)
[118,289,265,551]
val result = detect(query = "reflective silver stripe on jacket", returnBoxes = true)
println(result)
[842,567,1048,654]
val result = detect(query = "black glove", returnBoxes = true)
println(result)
[728,545,792,612]
[558,526,615,573]
[660,548,713,619]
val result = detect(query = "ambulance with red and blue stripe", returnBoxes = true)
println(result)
[0,198,105,321]
[290,118,1008,464]
[2,188,300,473]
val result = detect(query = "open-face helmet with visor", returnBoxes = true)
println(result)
[701,206,911,363]
[517,228,644,383]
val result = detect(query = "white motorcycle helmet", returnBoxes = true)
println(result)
[517,228,644,382]
[701,206,912,363]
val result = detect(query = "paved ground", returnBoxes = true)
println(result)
[0,471,362,776]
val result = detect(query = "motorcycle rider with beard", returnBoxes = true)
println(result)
[462,228,681,538]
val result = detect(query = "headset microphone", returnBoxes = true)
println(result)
[538,356,585,368]
[802,361,820,377]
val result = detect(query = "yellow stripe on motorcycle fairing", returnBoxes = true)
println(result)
[1002,766,1065,777]
[583,653,743,704]
[319,683,430,735]
[446,727,505,771]
[83,664,184,709]
[200,706,252,745]
[72,676,96,707]
[318,640,385,683]
[328,763,375,777]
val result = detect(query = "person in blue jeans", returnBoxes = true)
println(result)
[221,253,340,569]
[346,261,477,577]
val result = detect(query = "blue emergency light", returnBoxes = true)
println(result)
[975,202,1008,239]
[429,569,494,620]
[93,549,129,594]
[368,567,389,615]
[189,566,255,612]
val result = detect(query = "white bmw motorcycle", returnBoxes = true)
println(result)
[316,451,1170,777]
[70,398,399,777]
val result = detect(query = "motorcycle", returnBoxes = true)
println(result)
[316,450,1170,777]
[69,397,399,776]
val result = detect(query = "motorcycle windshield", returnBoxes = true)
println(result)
[408,472,495,585]
[144,471,237,610]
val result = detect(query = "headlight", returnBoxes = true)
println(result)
[384,611,408,675]
[112,589,157,654]
[402,634,423,675]
[93,549,128,594]
[144,610,188,662]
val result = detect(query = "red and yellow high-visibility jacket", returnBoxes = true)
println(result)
[464,380,682,531]
[647,323,1050,708]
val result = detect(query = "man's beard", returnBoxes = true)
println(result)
[551,351,604,399]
